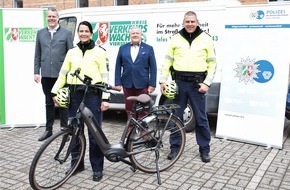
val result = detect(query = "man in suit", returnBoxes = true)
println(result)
[34,7,73,141]
[115,26,157,119]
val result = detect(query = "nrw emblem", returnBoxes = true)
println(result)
[5,28,19,42]
[234,57,261,84]
[98,22,109,44]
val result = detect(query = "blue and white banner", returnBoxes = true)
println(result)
[216,3,290,148]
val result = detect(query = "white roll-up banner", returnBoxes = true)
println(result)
[0,9,46,127]
[216,4,290,149]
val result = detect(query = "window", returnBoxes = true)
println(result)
[158,0,175,3]
[59,17,77,41]
[41,6,54,9]
[14,0,23,8]
[78,0,88,7]
[115,0,128,6]
[269,0,290,2]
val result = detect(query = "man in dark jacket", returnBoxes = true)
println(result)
[34,7,73,141]
[114,26,157,119]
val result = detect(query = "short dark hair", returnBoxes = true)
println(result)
[47,7,57,12]
[78,21,93,33]
[47,7,58,16]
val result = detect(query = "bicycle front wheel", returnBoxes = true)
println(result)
[29,129,86,190]
[128,114,186,173]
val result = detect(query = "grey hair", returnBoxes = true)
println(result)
[182,11,199,25]
[183,11,197,22]
[129,26,142,34]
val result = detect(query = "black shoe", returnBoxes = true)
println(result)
[167,150,178,160]
[200,154,211,163]
[38,131,52,141]
[93,172,103,182]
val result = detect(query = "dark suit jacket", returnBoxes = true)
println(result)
[115,42,157,89]
[34,26,73,78]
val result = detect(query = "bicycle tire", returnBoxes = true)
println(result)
[29,129,86,190]
[127,114,186,173]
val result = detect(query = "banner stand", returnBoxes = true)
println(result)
[215,4,290,149]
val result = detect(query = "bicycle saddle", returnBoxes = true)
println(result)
[127,94,151,104]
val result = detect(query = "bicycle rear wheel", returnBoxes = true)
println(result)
[29,129,86,190]
[127,114,186,173]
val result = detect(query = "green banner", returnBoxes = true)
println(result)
[0,10,5,124]
[43,9,47,27]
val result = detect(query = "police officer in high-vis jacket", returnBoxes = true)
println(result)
[160,11,217,163]
[52,21,109,182]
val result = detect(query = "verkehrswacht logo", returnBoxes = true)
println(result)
[234,57,274,84]
[4,27,39,42]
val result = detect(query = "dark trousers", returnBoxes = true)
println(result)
[41,77,68,131]
[70,90,104,172]
[123,87,149,119]
[173,80,211,155]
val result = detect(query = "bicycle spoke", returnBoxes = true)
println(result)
[29,130,86,190]
[128,114,185,173]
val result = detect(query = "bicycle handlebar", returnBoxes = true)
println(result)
[70,68,121,93]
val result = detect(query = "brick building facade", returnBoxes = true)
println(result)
[0,0,287,10]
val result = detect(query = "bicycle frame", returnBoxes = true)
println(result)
[79,97,176,162]
[80,101,129,162]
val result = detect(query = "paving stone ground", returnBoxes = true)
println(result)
[1,111,290,190]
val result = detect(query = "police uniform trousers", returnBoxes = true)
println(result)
[172,79,211,155]
[69,90,104,173]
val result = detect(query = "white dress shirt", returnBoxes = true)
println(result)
[130,44,140,62]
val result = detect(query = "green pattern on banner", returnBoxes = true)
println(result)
[0,10,6,124]
[43,9,47,27]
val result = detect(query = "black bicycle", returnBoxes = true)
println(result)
[29,69,186,189]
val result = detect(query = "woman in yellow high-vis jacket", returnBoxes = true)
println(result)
[160,11,217,163]
[52,21,109,182]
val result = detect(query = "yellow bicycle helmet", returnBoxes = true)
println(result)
[164,81,177,99]
[56,87,70,108]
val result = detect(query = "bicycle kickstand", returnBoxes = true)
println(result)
[155,149,161,185]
